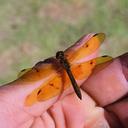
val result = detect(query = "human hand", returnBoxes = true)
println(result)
[0,34,127,128]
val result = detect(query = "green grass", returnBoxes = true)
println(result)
[0,0,128,85]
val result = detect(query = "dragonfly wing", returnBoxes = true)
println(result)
[25,74,63,106]
[65,33,105,63]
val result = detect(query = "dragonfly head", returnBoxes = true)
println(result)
[56,51,65,60]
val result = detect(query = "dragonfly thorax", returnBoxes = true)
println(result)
[56,51,70,69]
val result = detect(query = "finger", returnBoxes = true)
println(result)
[41,112,55,128]
[82,52,128,107]
[105,97,128,128]
[29,117,45,128]
[105,53,128,128]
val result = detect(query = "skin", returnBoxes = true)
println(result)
[0,53,127,128]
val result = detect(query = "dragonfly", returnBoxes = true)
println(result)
[56,51,82,99]
[16,33,112,106]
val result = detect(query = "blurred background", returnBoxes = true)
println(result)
[0,0,128,85]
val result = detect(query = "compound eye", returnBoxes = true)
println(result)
[56,51,64,59]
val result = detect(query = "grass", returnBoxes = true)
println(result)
[0,0,128,85]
